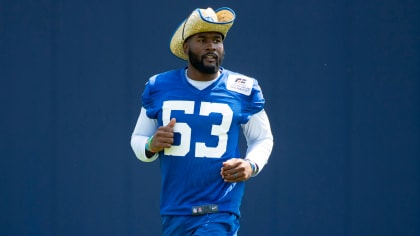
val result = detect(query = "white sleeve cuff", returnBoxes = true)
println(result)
[130,135,159,162]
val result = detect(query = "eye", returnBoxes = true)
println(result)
[213,36,224,43]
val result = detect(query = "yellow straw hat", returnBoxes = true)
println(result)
[170,7,236,60]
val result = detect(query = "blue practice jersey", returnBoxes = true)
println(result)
[141,68,265,217]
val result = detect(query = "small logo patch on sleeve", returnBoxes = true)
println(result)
[226,75,253,96]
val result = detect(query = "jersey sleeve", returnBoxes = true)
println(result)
[141,75,159,119]
[241,78,265,123]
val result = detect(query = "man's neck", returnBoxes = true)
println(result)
[186,67,220,81]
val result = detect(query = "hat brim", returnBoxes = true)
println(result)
[170,7,235,60]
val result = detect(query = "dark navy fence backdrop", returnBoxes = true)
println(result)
[1,0,419,235]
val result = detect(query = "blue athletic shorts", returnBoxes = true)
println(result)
[162,213,240,236]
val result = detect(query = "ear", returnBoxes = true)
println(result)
[183,41,189,55]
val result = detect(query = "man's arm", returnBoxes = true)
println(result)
[130,107,159,162]
[242,109,274,175]
[220,109,273,182]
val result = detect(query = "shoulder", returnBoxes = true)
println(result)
[147,68,184,86]
[222,69,261,96]
[222,69,253,79]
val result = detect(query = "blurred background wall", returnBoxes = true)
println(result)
[1,0,419,235]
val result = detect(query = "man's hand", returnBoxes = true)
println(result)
[220,158,253,182]
[149,118,176,153]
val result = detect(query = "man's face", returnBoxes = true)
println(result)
[185,32,225,74]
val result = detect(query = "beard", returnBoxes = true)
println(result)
[188,49,224,74]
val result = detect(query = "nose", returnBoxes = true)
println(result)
[205,41,216,51]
